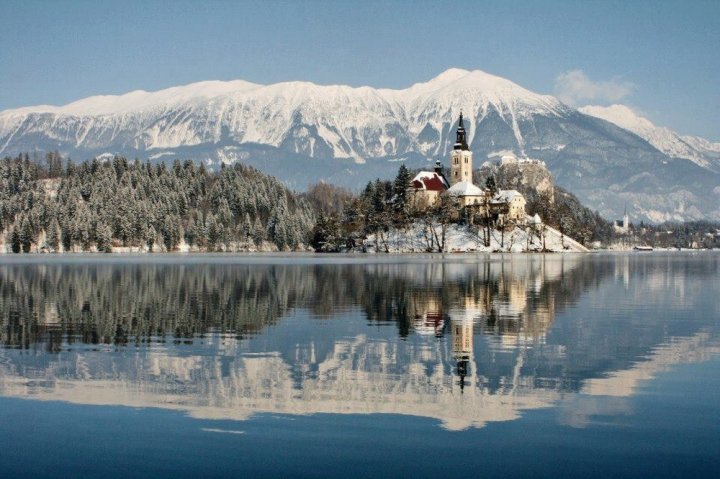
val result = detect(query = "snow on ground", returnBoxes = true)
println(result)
[365,223,588,253]
[0,222,587,255]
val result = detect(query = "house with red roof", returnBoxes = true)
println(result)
[409,160,449,209]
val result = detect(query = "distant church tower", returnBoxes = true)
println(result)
[623,206,629,231]
[450,112,473,186]
[614,205,630,234]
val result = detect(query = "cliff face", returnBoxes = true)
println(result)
[475,158,555,203]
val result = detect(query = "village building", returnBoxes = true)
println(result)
[490,189,527,225]
[500,153,546,167]
[409,160,449,209]
[446,181,486,207]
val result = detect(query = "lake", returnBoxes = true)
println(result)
[1,252,719,478]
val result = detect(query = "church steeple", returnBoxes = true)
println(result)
[454,111,469,151]
[449,111,473,186]
[623,204,629,229]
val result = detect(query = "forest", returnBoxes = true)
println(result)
[1,152,717,253]
[0,152,315,252]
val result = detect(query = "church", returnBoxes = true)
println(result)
[409,112,528,225]
[614,207,630,234]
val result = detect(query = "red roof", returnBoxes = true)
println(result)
[411,172,448,192]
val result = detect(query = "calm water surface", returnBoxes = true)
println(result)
[0,252,719,478]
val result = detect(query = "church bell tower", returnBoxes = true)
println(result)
[450,112,473,186]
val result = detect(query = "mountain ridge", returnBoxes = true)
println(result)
[1,69,718,223]
[580,104,720,172]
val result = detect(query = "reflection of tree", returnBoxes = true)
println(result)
[1,255,717,432]
[0,257,614,349]
[0,264,311,348]
[355,258,615,342]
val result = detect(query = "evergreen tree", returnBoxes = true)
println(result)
[206,213,219,251]
[161,215,182,251]
[8,228,21,254]
[46,217,61,252]
[252,216,265,246]
[19,215,34,253]
[242,213,253,246]
[311,212,342,252]
[61,222,74,252]
[485,175,498,196]
[146,225,156,252]
[392,165,412,227]
[96,222,113,253]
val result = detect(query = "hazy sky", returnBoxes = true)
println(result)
[1,0,718,140]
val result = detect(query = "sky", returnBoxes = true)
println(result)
[1,0,718,140]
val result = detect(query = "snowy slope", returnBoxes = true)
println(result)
[580,104,720,172]
[1,69,719,222]
[0,68,569,161]
[366,223,589,253]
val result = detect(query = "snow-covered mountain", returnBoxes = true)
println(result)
[0,68,567,161]
[1,68,719,222]
[580,104,720,172]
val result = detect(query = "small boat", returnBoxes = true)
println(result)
[633,245,653,251]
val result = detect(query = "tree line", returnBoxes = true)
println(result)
[5,152,711,254]
[0,152,315,252]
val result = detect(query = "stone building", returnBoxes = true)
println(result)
[490,189,527,225]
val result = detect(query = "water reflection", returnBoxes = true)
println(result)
[0,253,718,430]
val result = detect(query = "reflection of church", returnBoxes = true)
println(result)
[407,260,565,395]
[409,296,445,337]
[4,256,709,433]
[409,260,561,352]
[451,317,474,392]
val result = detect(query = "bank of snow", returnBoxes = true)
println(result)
[365,223,588,253]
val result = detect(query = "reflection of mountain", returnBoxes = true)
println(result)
[0,254,718,431]
[0,328,718,431]
[0,333,546,431]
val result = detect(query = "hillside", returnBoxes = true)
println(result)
[0,154,314,253]
[580,104,720,172]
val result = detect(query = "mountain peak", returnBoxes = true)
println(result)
[1,70,719,223]
[403,68,527,94]
[428,68,472,83]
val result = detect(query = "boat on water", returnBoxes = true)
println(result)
[633,245,654,251]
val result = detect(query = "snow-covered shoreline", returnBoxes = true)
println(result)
[1,223,593,255]
[1,221,590,255]
[363,223,588,253]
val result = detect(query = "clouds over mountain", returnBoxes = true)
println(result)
[554,70,635,106]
